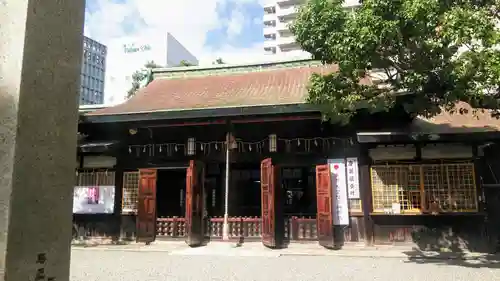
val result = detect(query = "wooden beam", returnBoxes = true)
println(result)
[142,120,227,128]
[231,115,319,124]
[139,115,320,128]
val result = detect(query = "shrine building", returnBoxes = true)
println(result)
[75,58,500,251]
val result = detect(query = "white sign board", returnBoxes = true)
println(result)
[73,185,115,214]
[346,157,361,199]
[328,159,350,225]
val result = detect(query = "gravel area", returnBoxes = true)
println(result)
[70,249,500,281]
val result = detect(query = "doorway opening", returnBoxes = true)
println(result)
[282,165,318,244]
[232,163,261,217]
[282,166,317,217]
[156,168,186,218]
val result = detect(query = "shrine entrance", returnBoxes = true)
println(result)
[136,160,207,246]
[157,168,186,218]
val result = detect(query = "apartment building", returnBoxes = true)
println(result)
[263,0,360,56]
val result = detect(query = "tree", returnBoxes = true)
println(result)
[213,58,225,65]
[127,61,162,98]
[290,0,500,124]
[178,60,194,67]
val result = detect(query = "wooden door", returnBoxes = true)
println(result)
[261,158,285,248]
[316,164,335,248]
[185,160,205,247]
[137,169,157,244]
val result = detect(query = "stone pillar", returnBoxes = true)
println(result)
[0,1,85,280]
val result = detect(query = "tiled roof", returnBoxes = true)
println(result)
[87,60,340,116]
[412,102,500,133]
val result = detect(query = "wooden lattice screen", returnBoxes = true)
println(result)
[76,171,115,186]
[370,163,477,214]
[122,171,139,214]
[349,199,362,213]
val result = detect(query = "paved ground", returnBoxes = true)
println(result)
[71,244,500,281]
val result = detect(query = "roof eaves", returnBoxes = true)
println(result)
[83,103,319,123]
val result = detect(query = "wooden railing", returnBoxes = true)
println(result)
[289,216,318,241]
[156,216,324,241]
[156,216,187,237]
[205,217,262,238]
[72,215,363,242]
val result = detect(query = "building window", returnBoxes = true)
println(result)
[122,171,139,213]
[370,163,477,214]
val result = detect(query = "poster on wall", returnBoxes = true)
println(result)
[328,159,350,226]
[346,157,360,199]
[73,186,115,214]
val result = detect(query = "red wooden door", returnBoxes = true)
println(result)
[316,164,335,248]
[261,158,284,248]
[137,169,157,244]
[185,160,205,247]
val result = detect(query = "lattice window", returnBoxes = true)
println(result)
[122,171,139,214]
[371,163,477,214]
[349,199,363,213]
[371,165,422,213]
[422,163,477,212]
[76,171,115,186]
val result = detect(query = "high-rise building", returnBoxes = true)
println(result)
[104,32,198,105]
[80,36,107,105]
[263,0,360,56]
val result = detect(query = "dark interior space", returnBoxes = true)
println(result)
[157,169,186,218]
[232,164,261,217]
[230,163,318,217]
[282,166,317,217]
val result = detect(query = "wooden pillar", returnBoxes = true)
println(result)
[113,163,124,241]
[472,144,484,211]
[359,147,374,246]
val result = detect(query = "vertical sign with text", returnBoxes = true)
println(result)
[346,157,360,199]
[328,159,349,225]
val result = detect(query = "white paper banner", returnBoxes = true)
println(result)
[73,185,115,214]
[346,157,360,199]
[328,159,349,225]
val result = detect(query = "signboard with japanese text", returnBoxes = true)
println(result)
[346,157,360,199]
[73,185,115,214]
[328,159,349,225]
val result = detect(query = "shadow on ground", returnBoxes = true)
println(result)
[402,227,500,269]
[404,248,500,269]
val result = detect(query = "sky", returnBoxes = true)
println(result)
[84,0,274,65]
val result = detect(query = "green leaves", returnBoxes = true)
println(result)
[127,61,162,98]
[291,0,500,123]
[177,60,194,67]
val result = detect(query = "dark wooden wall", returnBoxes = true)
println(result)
[74,112,499,252]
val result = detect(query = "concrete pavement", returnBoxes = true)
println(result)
[70,249,500,281]
[72,240,500,261]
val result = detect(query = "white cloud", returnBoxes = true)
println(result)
[84,0,279,105]
[85,0,266,64]
[226,9,246,39]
